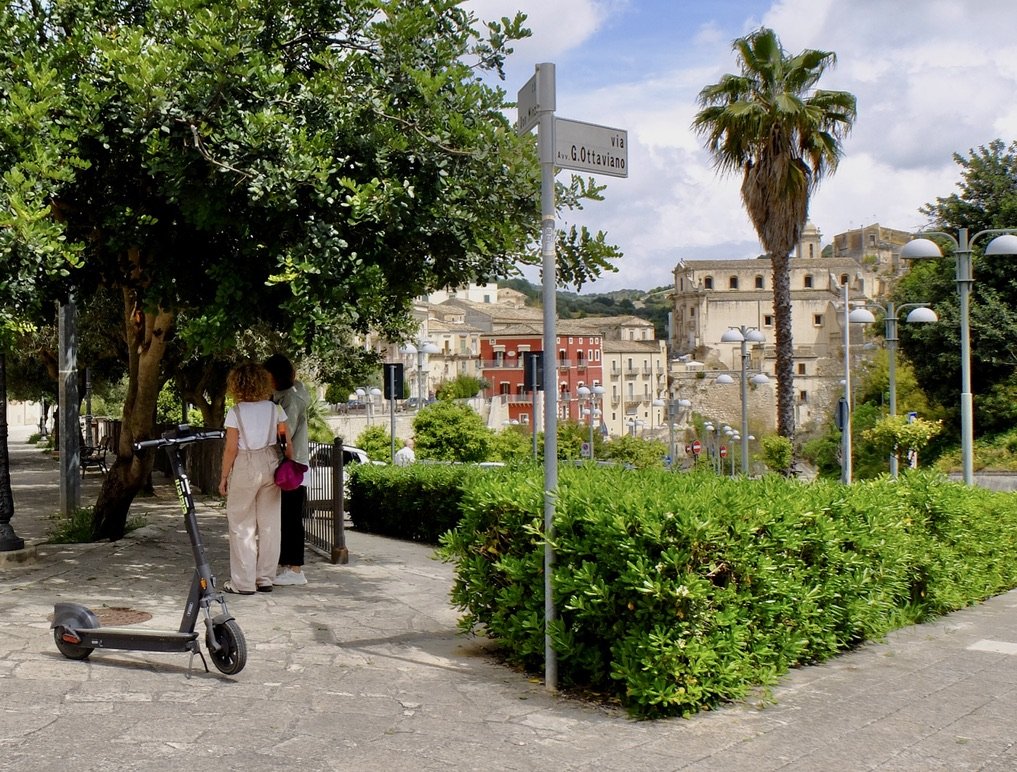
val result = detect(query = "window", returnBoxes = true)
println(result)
[840,273,849,286]
[499,382,510,395]
[813,314,824,326]
[704,276,714,289]
[520,413,529,425]
[763,314,773,327]
[755,275,764,289]
[804,274,814,288]
[729,276,738,289]
[798,363,806,375]
[594,350,601,362]
[690,307,695,317]
[798,390,808,403]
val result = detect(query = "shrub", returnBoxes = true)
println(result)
[440,468,1017,718]
[413,401,491,462]
[349,463,481,543]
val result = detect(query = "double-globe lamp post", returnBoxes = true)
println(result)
[576,385,605,460]
[901,228,1017,485]
[718,326,769,475]
[400,340,440,408]
[848,301,937,478]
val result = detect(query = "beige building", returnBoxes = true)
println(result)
[670,223,885,431]
[831,222,913,276]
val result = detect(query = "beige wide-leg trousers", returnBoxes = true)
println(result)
[225,446,281,592]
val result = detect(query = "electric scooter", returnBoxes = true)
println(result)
[51,424,247,676]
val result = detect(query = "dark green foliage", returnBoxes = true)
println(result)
[348,462,482,543]
[413,400,491,462]
[440,467,1017,718]
[435,374,489,400]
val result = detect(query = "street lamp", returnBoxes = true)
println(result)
[401,340,441,408]
[651,397,665,437]
[720,326,768,475]
[901,228,1017,484]
[351,387,383,426]
[849,301,938,477]
[667,397,692,469]
[830,275,874,485]
[576,385,605,460]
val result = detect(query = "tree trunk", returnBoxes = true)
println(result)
[770,251,796,443]
[91,287,175,541]
[0,352,25,551]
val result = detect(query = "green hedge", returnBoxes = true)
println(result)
[438,467,1017,718]
[348,463,485,543]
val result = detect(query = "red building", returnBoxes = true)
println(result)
[480,321,604,429]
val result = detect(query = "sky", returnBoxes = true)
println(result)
[465,0,1017,293]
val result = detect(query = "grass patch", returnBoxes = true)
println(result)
[47,506,147,544]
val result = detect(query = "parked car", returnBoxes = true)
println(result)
[306,444,372,508]
[402,397,436,411]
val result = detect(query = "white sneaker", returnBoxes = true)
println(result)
[274,568,307,586]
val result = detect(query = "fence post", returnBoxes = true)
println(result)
[331,437,348,564]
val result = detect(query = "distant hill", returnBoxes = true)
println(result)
[498,278,670,340]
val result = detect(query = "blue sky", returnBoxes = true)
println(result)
[467,0,1017,293]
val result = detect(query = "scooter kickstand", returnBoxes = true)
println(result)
[187,649,210,678]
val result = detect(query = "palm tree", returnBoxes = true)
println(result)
[693,27,856,443]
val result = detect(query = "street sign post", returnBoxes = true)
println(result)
[513,62,627,694]
[554,118,628,178]
[720,445,728,459]
[516,66,555,135]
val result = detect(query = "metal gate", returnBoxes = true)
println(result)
[303,438,348,563]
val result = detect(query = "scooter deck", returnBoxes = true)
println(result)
[72,628,199,653]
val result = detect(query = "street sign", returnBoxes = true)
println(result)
[836,397,848,431]
[720,445,728,458]
[691,440,702,455]
[516,64,556,135]
[554,118,628,178]
[581,441,591,459]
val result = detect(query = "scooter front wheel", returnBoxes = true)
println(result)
[208,619,247,675]
[54,628,94,660]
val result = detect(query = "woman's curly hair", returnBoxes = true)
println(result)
[227,362,273,403]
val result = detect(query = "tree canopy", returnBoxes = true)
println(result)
[0,0,618,538]
[897,139,1017,436]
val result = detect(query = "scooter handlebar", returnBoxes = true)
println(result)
[133,426,225,452]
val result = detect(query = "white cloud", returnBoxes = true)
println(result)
[468,0,1017,293]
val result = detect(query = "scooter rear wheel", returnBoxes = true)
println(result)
[208,619,246,675]
[54,628,94,660]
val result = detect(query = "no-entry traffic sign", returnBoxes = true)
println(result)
[691,440,702,455]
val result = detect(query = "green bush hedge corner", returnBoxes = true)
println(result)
[437,468,1017,719]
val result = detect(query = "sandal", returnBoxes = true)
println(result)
[221,580,254,596]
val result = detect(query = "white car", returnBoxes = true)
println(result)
[306,444,371,507]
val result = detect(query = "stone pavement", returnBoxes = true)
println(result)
[2,425,1017,771]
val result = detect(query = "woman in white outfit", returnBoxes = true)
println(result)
[219,362,292,594]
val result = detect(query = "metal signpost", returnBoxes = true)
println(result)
[516,63,628,692]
